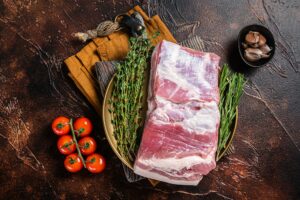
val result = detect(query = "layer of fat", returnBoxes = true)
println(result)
[134,165,203,186]
[138,153,214,173]
[152,97,220,135]
[157,41,213,100]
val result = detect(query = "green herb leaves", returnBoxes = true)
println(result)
[217,64,246,158]
[110,36,152,162]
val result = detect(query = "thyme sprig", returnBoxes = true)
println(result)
[217,64,246,156]
[109,36,152,162]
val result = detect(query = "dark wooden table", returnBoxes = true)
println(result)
[1,0,299,199]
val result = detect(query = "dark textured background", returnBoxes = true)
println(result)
[0,0,299,199]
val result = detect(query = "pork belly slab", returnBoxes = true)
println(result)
[134,40,220,185]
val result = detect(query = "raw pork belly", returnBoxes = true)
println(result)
[134,40,220,185]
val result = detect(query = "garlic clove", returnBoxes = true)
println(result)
[242,42,248,49]
[249,43,260,48]
[260,44,272,54]
[261,53,270,59]
[258,33,267,46]
[245,31,260,44]
[244,48,263,62]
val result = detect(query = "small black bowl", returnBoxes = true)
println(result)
[238,24,275,67]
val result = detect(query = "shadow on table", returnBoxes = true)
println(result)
[227,39,259,77]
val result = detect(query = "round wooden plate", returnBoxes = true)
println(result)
[102,74,238,169]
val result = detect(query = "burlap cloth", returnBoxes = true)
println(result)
[64,5,176,115]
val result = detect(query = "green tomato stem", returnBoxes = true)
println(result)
[70,118,86,168]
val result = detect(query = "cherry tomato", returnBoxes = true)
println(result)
[57,135,76,155]
[64,153,83,173]
[74,117,93,137]
[78,136,97,156]
[86,153,106,173]
[52,116,70,136]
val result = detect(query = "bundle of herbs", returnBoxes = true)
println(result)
[217,64,246,157]
[109,36,152,162]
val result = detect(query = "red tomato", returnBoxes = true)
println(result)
[52,116,70,136]
[57,135,76,155]
[74,117,93,137]
[86,153,106,173]
[64,153,83,173]
[78,136,97,156]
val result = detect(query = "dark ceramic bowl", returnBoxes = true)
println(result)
[238,24,275,67]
